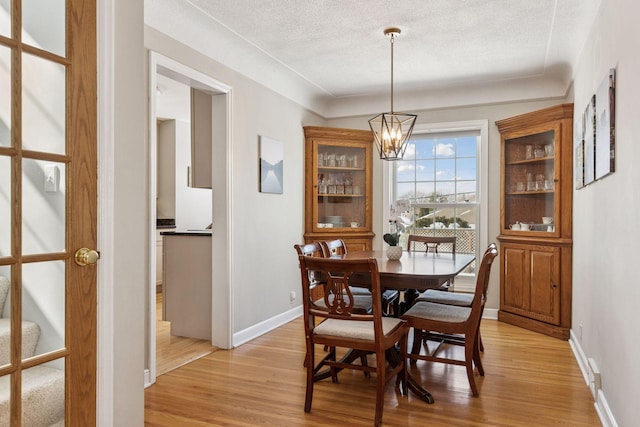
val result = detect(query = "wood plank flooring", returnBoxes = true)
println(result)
[156,293,218,376]
[145,318,601,426]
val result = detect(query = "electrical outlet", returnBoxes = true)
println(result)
[289,290,296,303]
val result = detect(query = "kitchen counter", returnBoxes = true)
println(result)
[160,230,211,236]
[162,231,212,340]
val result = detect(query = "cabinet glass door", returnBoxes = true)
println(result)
[503,128,557,233]
[315,143,366,230]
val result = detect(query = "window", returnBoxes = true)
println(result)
[388,121,488,291]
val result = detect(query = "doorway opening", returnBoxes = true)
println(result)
[146,51,233,386]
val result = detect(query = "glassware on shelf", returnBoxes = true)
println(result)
[526,172,534,191]
[525,145,533,159]
[545,144,554,157]
[534,146,545,158]
[318,174,327,194]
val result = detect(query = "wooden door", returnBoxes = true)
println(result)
[501,244,527,312]
[0,0,97,425]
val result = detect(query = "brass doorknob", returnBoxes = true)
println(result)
[75,248,100,266]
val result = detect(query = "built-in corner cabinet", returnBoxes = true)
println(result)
[303,126,374,251]
[496,104,573,340]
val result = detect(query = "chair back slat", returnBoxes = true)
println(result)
[294,242,326,258]
[407,235,456,254]
[320,239,348,257]
[298,256,381,325]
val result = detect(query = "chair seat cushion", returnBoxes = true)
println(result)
[314,294,373,313]
[402,301,471,323]
[348,286,372,295]
[313,317,405,341]
[415,289,473,306]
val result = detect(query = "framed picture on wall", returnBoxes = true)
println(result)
[595,68,616,180]
[583,95,596,185]
[259,135,284,194]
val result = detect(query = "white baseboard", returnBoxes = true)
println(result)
[482,307,498,320]
[233,305,303,347]
[143,368,152,388]
[569,329,618,427]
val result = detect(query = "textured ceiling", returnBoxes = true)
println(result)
[183,0,601,101]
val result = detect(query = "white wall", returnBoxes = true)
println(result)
[571,1,640,426]
[110,0,146,424]
[157,119,212,229]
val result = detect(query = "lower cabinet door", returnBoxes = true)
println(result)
[501,243,561,325]
[528,246,561,324]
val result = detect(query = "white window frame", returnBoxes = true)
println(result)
[383,120,489,292]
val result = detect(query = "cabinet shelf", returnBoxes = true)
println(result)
[317,194,365,198]
[507,190,554,196]
[507,156,554,165]
[318,166,365,172]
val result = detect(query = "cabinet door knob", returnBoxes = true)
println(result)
[551,282,558,288]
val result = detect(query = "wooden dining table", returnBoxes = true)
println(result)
[344,249,476,307]
[333,249,477,404]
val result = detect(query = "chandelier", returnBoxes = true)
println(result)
[369,27,417,160]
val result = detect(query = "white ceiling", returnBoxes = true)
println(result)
[149,0,602,117]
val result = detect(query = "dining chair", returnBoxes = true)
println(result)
[294,242,372,371]
[407,235,457,291]
[414,243,497,352]
[401,245,498,396]
[295,242,373,313]
[407,235,456,254]
[320,238,348,257]
[297,255,409,426]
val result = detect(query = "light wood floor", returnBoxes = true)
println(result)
[145,317,601,426]
[156,292,218,376]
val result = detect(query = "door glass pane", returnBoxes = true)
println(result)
[0,374,9,425]
[22,261,65,357]
[0,45,10,147]
[22,53,66,154]
[22,159,65,255]
[22,362,65,426]
[0,156,10,257]
[21,0,65,57]
[0,0,9,38]
[0,265,10,369]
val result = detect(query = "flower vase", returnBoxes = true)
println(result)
[386,246,403,260]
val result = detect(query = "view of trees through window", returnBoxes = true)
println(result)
[392,130,480,256]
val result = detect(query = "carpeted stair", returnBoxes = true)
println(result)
[0,276,65,426]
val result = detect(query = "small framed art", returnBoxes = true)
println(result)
[259,135,284,194]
